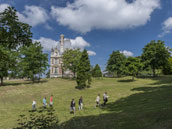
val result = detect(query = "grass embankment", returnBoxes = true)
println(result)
[0,76,172,129]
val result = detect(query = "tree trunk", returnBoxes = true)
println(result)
[0,77,3,86]
[152,68,156,77]
[74,72,76,79]
[132,75,134,81]
[32,77,35,83]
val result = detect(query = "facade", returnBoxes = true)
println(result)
[50,34,73,78]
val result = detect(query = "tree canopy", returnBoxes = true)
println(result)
[62,49,82,78]
[141,40,171,76]
[92,64,102,78]
[0,6,32,85]
[106,51,126,77]
[76,49,92,89]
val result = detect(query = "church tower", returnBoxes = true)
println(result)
[50,34,74,78]
[60,34,64,53]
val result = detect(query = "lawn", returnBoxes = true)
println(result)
[0,76,172,129]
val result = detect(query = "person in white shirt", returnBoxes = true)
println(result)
[32,100,36,110]
[95,94,100,107]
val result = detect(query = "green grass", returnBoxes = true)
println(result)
[0,76,172,129]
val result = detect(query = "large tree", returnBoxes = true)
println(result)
[76,49,92,89]
[141,40,171,76]
[92,64,102,78]
[126,57,143,80]
[163,57,172,75]
[62,49,82,78]
[19,42,48,83]
[106,51,126,77]
[0,6,32,85]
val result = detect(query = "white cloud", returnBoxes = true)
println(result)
[33,37,58,51]
[87,50,96,56]
[17,5,49,27]
[70,36,90,49]
[0,4,10,12]
[120,50,133,57]
[158,17,172,37]
[51,0,160,33]
[33,36,96,56]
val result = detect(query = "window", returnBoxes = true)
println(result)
[55,67,58,74]
[55,59,59,64]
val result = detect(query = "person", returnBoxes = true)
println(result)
[78,96,83,110]
[103,92,108,105]
[49,95,53,107]
[43,97,47,108]
[32,100,36,110]
[95,94,100,107]
[70,99,75,114]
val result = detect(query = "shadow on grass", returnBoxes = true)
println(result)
[60,85,172,129]
[4,79,48,86]
[117,79,135,83]
[138,76,172,85]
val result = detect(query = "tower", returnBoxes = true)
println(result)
[60,34,64,53]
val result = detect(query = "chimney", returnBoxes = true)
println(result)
[60,34,64,53]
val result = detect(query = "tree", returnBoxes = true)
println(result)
[92,64,102,78]
[141,40,171,76]
[19,42,48,83]
[62,49,82,78]
[46,69,50,78]
[76,49,92,89]
[106,51,126,77]
[0,6,32,85]
[126,57,143,80]
[163,57,172,75]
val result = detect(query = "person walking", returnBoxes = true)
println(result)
[43,97,47,108]
[95,94,100,107]
[70,99,76,114]
[49,95,53,107]
[78,96,83,110]
[32,100,36,110]
[103,92,108,105]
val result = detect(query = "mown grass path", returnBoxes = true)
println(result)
[0,76,172,129]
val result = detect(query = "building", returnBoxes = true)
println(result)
[50,34,73,78]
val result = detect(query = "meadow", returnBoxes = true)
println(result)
[0,76,172,129]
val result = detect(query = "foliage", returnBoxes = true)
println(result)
[16,107,59,129]
[163,57,172,75]
[141,40,171,76]
[62,49,82,78]
[126,57,143,80]
[0,6,32,85]
[76,49,92,89]
[106,51,126,77]
[19,42,48,83]
[92,64,102,78]
[46,69,50,78]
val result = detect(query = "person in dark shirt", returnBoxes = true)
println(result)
[78,96,83,110]
[70,99,75,114]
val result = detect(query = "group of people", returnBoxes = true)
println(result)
[31,92,109,113]
[32,95,53,110]
[70,92,109,114]
[95,92,108,107]
[70,96,83,114]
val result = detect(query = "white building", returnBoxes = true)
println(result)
[50,34,73,78]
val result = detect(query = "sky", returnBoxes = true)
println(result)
[0,0,172,70]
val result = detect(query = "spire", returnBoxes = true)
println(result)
[60,34,64,53]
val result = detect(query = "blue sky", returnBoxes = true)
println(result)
[0,0,172,70]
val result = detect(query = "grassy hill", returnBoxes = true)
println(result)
[0,76,172,129]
